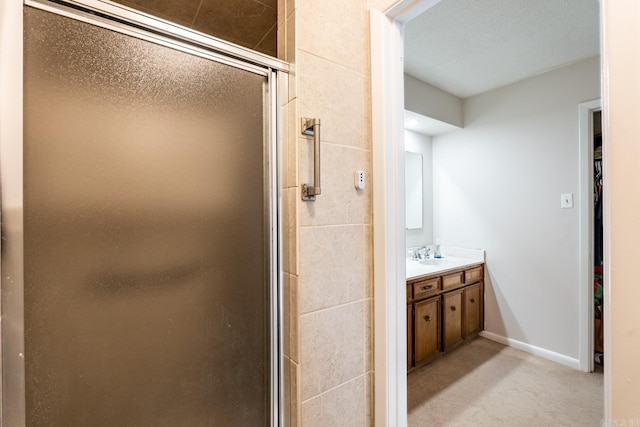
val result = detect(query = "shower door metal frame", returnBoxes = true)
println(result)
[0,0,287,425]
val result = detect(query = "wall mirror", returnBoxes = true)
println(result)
[405,151,423,229]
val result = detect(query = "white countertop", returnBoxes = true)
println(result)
[406,246,485,280]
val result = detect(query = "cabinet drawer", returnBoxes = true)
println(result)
[413,277,440,300]
[442,271,464,291]
[464,266,483,284]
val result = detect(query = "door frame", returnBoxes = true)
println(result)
[370,0,608,425]
[0,1,287,425]
[578,99,602,373]
[370,1,442,425]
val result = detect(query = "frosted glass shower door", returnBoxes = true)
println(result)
[23,7,274,426]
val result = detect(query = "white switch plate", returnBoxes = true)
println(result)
[561,193,573,209]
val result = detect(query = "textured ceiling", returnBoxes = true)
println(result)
[404,0,600,99]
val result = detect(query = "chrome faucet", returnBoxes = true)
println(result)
[417,246,430,260]
[409,246,431,261]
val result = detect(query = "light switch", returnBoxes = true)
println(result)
[561,193,573,209]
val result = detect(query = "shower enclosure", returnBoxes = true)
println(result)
[1,1,284,425]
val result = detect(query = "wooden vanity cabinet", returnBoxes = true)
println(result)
[407,263,484,370]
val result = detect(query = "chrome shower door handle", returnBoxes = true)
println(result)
[301,117,321,201]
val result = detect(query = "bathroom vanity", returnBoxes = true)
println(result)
[406,250,484,371]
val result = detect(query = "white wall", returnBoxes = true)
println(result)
[405,129,433,248]
[432,57,601,360]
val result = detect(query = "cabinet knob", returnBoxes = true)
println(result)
[450,305,457,312]
[470,298,476,303]
[423,315,431,321]
[420,284,433,291]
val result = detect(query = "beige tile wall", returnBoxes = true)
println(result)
[280,0,373,426]
[111,0,278,56]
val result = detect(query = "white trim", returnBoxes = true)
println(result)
[578,99,602,373]
[480,331,581,370]
[370,1,439,426]
[370,8,407,427]
[385,0,442,22]
[370,0,442,425]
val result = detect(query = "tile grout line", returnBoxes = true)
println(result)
[298,223,372,230]
[298,138,372,153]
[299,372,369,406]
[190,0,204,26]
[254,21,278,51]
[299,296,372,318]
[298,49,369,79]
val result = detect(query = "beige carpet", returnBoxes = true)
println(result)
[408,337,603,426]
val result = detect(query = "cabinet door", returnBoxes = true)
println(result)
[407,304,413,370]
[442,290,463,349]
[414,296,441,365]
[463,283,483,337]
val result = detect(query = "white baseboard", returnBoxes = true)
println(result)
[479,331,581,370]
